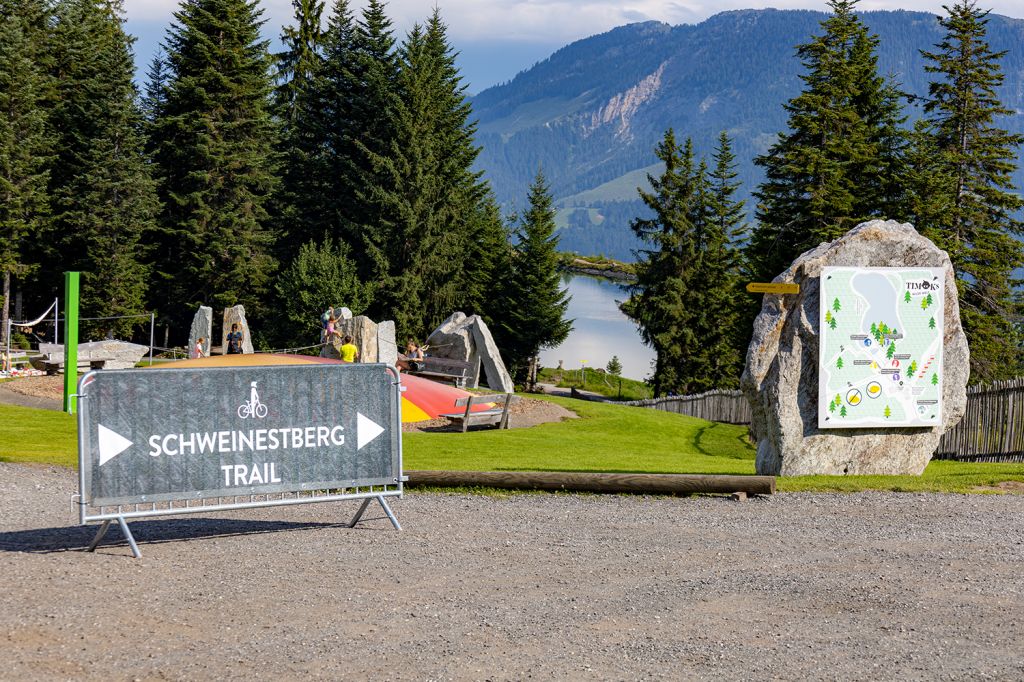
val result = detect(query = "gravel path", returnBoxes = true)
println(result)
[1,462,1022,680]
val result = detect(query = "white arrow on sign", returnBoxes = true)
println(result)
[97,424,133,466]
[357,412,385,451]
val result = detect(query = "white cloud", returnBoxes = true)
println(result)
[125,0,1022,46]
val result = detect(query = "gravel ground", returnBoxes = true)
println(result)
[1,462,1022,680]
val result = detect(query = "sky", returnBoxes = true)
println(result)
[124,0,1024,93]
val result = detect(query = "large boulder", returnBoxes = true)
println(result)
[189,306,212,357]
[426,312,474,362]
[327,315,377,362]
[38,340,149,370]
[221,305,254,354]
[741,220,969,476]
[469,316,514,393]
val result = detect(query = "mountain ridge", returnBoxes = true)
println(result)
[470,9,1024,260]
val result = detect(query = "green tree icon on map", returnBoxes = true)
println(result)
[909,360,917,375]
[921,293,933,310]
[825,310,832,324]
[932,373,939,386]
[837,357,843,369]
[835,393,841,406]
[833,298,841,312]
[840,405,847,417]
[829,317,837,330]
[887,343,896,359]
[829,400,836,412]
[904,291,911,303]
[929,317,936,329]
[884,405,891,418]
[870,322,878,335]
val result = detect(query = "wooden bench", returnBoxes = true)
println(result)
[440,393,518,432]
[408,357,475,388]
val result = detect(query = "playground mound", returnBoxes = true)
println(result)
[0,375,578,430]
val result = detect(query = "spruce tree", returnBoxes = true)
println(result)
[916,1,1024,381]
[694,132,747,389]
[271,0,325,261]
[44,0,159,340]
[498,170,572,386]
[149,0,278,340]
[622,130,697,396]
[358,10,491,339]
[0,0,52,345]
[748,0,908,281]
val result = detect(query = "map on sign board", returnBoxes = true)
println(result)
[818,267,944,428]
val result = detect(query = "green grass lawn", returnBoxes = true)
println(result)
[0,403,77,467]
[3,397,1023,493]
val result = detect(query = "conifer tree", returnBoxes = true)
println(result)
[358,10,491,338]
[497,170,572,386]
[0,0,52,344]
[693,132,747,389]
[622,130,698,396]
[43,0,159,340]
[149,0,278,340]
[748,0,908,281]
[271,0,326,259]
[915,1,1024,381]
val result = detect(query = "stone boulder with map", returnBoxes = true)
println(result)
[740,220,969,476]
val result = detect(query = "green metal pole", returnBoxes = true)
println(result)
[63,272,80,414]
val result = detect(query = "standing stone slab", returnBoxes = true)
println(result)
[222,305,254,354]
[189,306,212,357]
[336,316,377,362]
[470,316,515,393]
[377,320,398,366]
[740,220,969,476]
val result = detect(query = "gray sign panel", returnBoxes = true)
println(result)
[78,364,401,507]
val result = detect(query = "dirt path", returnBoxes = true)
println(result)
[1,462,1022,680]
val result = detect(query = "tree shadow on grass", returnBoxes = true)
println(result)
[0,512,395,556]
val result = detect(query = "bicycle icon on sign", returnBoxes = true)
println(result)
[238,381,268,419]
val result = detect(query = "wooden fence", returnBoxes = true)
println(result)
[624,389,751,425]
[625,380,1024,463]
[932,379,1024,463]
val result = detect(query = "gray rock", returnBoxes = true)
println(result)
[222,306,254,354]
[470,316,515,393]
[426,313,473,362]
[334,307,352,321]
[377,321,398,366]
[189,306,212,358]
[740,220,969,476]
[327,316,377,362]
[37,340,149,370]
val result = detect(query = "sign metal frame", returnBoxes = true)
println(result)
[74,363,405,558]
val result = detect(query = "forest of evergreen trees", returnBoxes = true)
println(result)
[0,0,572,381]
[1,0,1021,394]
[626,0,1023,394]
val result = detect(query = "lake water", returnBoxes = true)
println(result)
[538,274,655,381]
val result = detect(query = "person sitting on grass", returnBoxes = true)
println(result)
[340,335,359,363]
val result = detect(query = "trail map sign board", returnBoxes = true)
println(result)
[76,363,402,556]
[818,267,944,428]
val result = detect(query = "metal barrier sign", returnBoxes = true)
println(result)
[76,363,403,557]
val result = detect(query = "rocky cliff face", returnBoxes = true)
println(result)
[586,62,666,139]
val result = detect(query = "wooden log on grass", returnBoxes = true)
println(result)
[405,470,776,496]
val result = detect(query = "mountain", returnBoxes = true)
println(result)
[470,9,1024,260]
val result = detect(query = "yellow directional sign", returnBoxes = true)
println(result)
[746,282,800,294]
